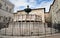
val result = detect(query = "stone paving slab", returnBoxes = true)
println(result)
[0,36,45,38]
[0,34,53,38]
[0,34,60,38]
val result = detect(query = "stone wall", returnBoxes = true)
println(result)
[0,22,45,36]
[14,8,45,23]
[50,0,60,24]
[0,22,57,36]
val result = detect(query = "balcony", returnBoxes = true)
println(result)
[14,14,42,22]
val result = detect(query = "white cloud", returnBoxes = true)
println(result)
[9,0,53,12]
[29,1,53,12]
[37,1,51,12]
[9,0,28,12]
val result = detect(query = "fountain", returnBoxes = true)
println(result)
[0,5,45,36]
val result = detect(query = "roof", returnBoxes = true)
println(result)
[17,8,45,12]
[13,8,45,14]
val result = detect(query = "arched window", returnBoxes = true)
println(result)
[0,3,2,9]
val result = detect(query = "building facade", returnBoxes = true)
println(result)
[44,12,51,23]
[0,0,14,29]
[44,12,52,28]
[14,8,45,23]
[0,8,46,36]
[50,0,60,24]
[50,0,60,32]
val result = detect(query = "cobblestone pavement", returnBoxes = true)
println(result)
[0,34,60,38]
[0,35,45,38]
[46,34,60,38]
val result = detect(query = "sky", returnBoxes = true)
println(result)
[9,0,54,12]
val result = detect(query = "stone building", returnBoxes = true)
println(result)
[44,12,52,27]
[44,12,51,23]
[0,0,14,29]
[50,0,60,25]
[14,8,45,23]
[0,7,46,36]
[0,5,56,36]
[50,0,60,32]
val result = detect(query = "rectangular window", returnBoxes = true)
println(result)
[0,3,2,9]
[6,7,8,11]
[9,9,11,13]
[0,16,1,20]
